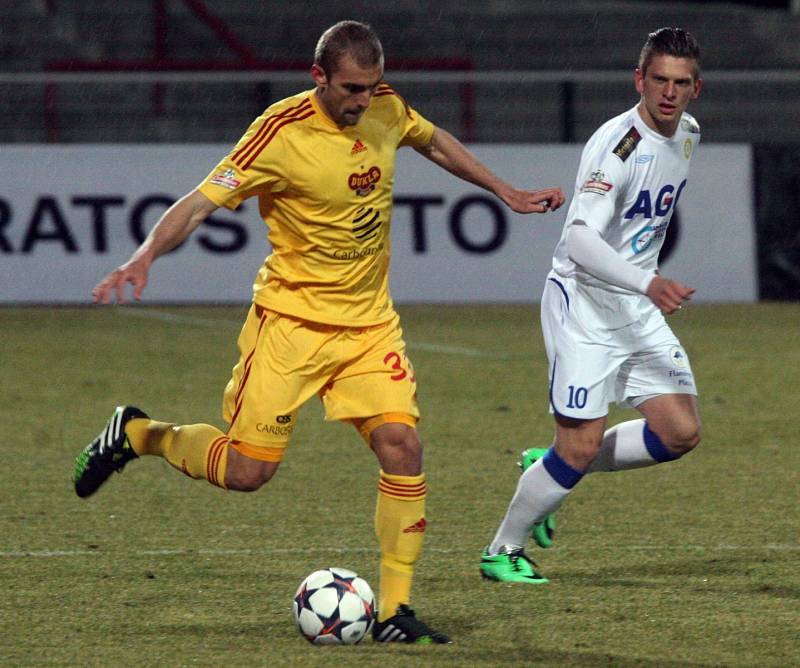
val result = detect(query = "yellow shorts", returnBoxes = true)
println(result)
[223,305,419,462]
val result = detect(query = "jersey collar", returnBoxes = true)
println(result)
[633,104,678,144]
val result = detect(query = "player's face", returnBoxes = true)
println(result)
[311,54,384,127]
[635,54,702,137]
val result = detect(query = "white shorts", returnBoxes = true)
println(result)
[541,272,697,419]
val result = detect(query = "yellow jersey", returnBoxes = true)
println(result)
[198,84,435,326]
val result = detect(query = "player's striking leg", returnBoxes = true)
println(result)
[73,409,232,497]
[126,418,231,485]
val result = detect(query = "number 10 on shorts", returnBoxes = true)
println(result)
[566,385,588,409]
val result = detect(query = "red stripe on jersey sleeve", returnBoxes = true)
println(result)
[373,87,413,118]
[232,99,313,168]
[239,110,316,170]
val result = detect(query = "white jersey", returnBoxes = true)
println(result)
[552,105,701,294]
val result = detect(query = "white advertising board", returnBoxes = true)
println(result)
[0,144,755,303]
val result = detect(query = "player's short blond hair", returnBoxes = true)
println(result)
[314,20,384,77]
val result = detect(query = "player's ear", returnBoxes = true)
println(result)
[692,76,703,99]
[310,64,327,87]
[634,67,645,94]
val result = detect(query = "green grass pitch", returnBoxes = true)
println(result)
[1,303,798,666]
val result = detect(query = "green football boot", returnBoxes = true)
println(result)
[519,447,556,548]
[479,546,549,584]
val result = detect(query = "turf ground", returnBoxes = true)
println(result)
[1,303,798,667]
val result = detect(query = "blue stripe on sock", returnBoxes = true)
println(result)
[643,423,681,462]
[542,447,584,489]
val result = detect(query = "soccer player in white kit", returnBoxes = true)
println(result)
[480,27,704,583]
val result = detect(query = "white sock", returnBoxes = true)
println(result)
[487,421,680,554]
[587,418,679,473]
[488,451,581,554]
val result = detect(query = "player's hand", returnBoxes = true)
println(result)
[92,257,150,304]
[646,275,695,314]
[499,186,566,214]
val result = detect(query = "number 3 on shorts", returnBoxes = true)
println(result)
[383,351,415,382]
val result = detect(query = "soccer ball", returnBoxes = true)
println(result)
[293,567,376,645]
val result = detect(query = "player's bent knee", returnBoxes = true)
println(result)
[371,423,419,448]
[668,423,702,455]
[226,472,266,492]
[225,448,280,491]
[554,415,606,471]
[369,422,423,476]
[654,419,702,457]
[559,440,603,471]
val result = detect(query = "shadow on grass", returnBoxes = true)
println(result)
[388,642,718,667]
[751,584,800,600]
[555,552,799,598]
[150,618,720,667]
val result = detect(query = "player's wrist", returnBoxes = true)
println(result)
[491,181,513,201]
[130,247,156,270]
[640,271,658,295]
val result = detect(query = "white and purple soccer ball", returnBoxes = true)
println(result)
[293,567,376,645]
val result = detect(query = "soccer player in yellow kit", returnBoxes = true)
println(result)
[73,20,564,643]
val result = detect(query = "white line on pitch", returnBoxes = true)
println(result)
[3,544,798,558]
[116,307,243,328]
[116,307,510,358]
[405,341,511,358]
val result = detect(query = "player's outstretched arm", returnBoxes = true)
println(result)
[92,189,219,304]
[414,126,565,214]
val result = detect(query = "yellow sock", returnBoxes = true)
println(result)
[374,470,427,622]
[125,419,228,489]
